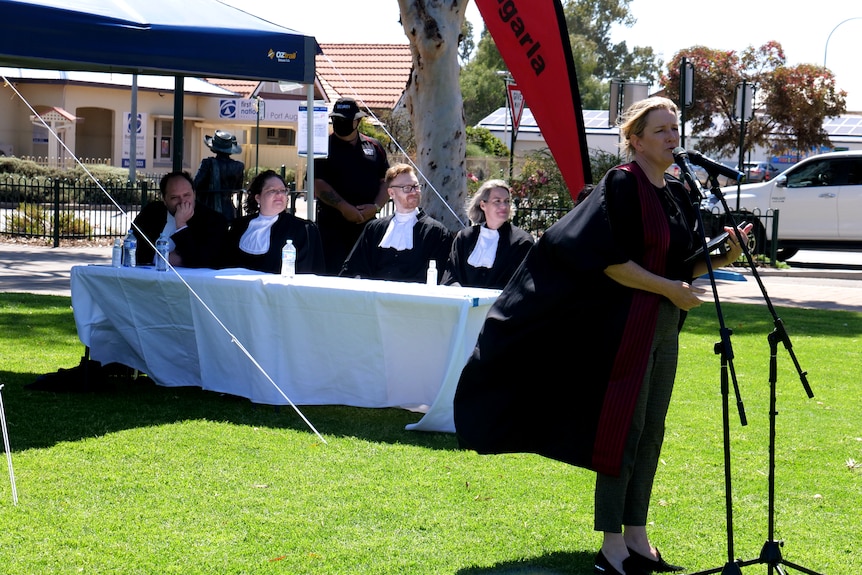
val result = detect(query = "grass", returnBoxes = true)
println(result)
[0,292,860,574]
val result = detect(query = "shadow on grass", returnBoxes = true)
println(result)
[3,294,860,457]
[0,292,459,452]
[2,367,460,452]
[454,550,595,575]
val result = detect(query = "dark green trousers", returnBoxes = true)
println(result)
[594,299,680,532]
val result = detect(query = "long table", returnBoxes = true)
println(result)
[70,265,499,433]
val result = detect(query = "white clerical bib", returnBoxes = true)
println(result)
[467,225,499,268]
[239,214,279,255]
[379,209,418,251]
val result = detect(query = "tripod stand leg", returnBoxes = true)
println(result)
[735,331,825,575]
[689,340,742,575]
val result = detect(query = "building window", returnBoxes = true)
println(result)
[255,127,296,146]
[153,119,173,164]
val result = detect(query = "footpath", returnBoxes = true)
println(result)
[2,241,862,313]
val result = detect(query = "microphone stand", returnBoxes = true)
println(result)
[689,173,822,575]
[676,165,748,575]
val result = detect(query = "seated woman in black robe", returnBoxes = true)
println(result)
[440,179,534,289]
[221,170,325,274]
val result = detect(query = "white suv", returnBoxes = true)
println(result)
[701,150,862,260]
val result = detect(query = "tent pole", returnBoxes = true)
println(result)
[172,76,184,172]
[306,83,315,222]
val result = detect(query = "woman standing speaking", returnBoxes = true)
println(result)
[454,97,750,575]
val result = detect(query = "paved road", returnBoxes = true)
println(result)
[2,242,862,313]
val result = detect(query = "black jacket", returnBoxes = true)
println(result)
[132,201,228,268]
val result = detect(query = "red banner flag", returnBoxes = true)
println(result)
[474,0,591,199]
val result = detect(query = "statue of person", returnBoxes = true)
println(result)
[193,129,245,222]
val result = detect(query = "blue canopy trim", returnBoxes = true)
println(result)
[0,0,320,83]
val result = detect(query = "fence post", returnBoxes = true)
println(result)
[52,179,61,247]
[770,209,779,265]
[511,196,521,228]
[140,180,148,209]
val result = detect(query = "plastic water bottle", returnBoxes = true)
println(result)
[281,239,297,278]
[155,234,170,271]
[426,260,437,286]
[111,238,122,268]
[122,229,137,268]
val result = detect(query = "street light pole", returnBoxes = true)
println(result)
[824,16,862,67]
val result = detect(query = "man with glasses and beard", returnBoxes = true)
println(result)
[339,163,452,283]
[313,97,390,275]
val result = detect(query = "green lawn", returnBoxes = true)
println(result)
[0,293,859,574]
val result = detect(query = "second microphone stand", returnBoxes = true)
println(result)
[686,171,822,575]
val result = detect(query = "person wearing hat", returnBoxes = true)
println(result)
[193,129,245,222]
[313,96,390,275]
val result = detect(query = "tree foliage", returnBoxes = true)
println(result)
[466,126,508,157]
[460,29,508,126]
[762,63,847,155]
[662,42,847,159]
[460,0,662,127]
[563,0,661,84]
[458,19,475,65]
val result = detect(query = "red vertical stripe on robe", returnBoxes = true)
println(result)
[591,163,670,476]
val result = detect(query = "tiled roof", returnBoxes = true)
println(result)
[205,78,258,98]
[206,44,413,113]
[316,44,412,112]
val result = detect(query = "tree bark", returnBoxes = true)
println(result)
[398,0,469,231]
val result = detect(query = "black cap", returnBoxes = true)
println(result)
[330,97,366,120]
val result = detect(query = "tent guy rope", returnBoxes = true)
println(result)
[1,75,327,445]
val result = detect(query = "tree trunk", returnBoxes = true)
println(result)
[398,0,468,231]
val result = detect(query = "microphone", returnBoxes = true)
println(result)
[672,147,705,199]
[688,150,744,183]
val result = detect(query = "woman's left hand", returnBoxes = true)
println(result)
[723,222,753,263]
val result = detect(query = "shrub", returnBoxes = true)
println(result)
[589,149,625,184]
[359,120,392,149]
[510,149,572,206]
[2,203,92,236]
[0,157,50,178]
[466,126,509,157]
[243,166,296,189]
[2,203,47,234]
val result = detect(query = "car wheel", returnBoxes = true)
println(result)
[745,217,766,255]
[776,247,798,262]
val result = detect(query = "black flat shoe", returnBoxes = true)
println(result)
[594,551,648,575]
[626,547,685,573]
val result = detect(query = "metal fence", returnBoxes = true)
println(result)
[700,207,781,265]
[511,197,572,237]
[0,176,160,246]
[2,174,783,261]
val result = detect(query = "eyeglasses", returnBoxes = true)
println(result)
[389,183,422,193]
[262,188,288,196]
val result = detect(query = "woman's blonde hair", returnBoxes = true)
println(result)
[618,96,679,160]
[467,179,511,224]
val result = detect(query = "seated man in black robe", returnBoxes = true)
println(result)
[133,171,228,268]
[339,163,452,283]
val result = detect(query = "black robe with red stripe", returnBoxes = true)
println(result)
[453,163,699,476]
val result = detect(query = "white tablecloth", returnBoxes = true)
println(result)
[70,265,499,432]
